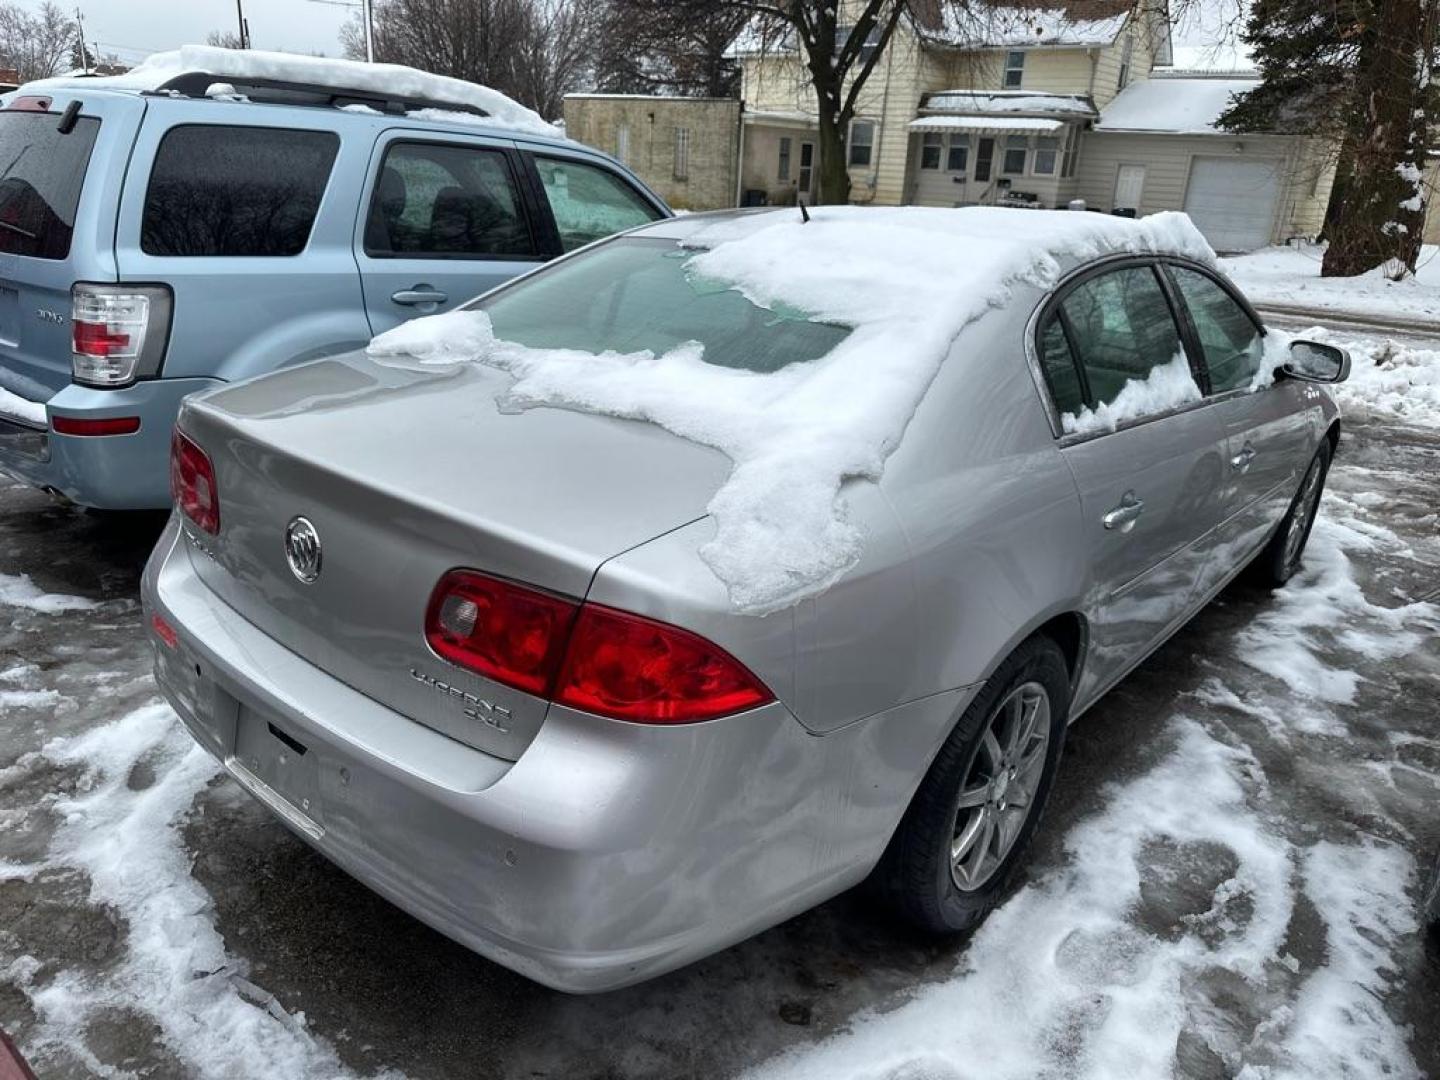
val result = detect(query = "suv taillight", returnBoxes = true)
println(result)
[425,570,774,724]
[170,429,220,534]
[72,283,172,388]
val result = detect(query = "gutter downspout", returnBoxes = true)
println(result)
[734,101,746,207]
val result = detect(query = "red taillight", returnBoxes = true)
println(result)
[555,603,774,723]
[150,612,178,650]
[72,319,132,357]
[423,570,774,724]
[51,415,140,436]
[170,429,220,535]
[424,570,577,696]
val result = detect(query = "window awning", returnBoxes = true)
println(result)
[909,116,1065,134]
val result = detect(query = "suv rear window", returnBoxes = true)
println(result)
[0,111,101,260]
[142,125,340,257]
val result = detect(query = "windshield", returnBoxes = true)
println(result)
[0,111,101,260]
[479,237,850,373]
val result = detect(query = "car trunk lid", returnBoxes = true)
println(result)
[0,89,143,405]
[177,351,730,761]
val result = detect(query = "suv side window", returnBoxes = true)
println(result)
[1169,266,1264,393]
[533,157,662,252]
[142,126,339,257]
[364,142,533,258]
[1041,264,1199,431]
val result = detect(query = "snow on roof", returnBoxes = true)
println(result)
[910,115,1065,133]
[28,45,559,138]
[1168,43,1256,74]
[1095,76,1256,135]
[923,89,1097,118]
[920,3,1133,48]
[369,205,1213,614]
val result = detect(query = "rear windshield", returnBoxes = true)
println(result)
[480,238,849,373]
[0,111,101,260]
[142,125,340,257]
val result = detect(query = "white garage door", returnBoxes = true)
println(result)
[1182,157,1282,253]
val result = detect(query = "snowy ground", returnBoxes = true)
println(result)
[1,330,1438,1079]
[1222,244,1440,325]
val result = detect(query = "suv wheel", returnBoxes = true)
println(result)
[873,636,1070,934]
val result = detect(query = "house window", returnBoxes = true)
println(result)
[1060,126,1079,177]
[946,135,969,173]
[778,136,792,181]
[1002,134,1028,175]
[1033,136,1059,175]
[849,119,876,167]
[1117,36,1134,90]
[836,24,880,65]
[1004,50,1025,88]
[920,132,943,170]
[673,127,690,180]
[616,123,630,164]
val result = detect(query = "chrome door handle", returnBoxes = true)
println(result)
[1103,492,1146,532]
[1230,444,1257,473]
[391,288,448,306]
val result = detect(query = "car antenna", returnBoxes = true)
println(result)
[799,200,810,224]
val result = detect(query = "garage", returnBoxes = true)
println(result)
[1182,156,1283,253]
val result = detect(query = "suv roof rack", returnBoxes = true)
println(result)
[148,72,490,120]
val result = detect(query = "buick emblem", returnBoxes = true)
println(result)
[284,516,322,584]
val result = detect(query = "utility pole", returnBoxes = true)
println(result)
[74,6,89,74]
[235,0,248,48]
[362,0,375,61]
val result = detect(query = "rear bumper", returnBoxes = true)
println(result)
[142,518,973,991]
[0,377,222,509]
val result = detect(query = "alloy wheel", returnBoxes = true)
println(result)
[949,680,1051,892]
[1282,457,1325,573]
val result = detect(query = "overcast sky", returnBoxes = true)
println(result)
[25,0,1240,67]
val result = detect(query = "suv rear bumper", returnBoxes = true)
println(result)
[0,377,222,509]
[142,517,973,992]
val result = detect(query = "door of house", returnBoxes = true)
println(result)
[797,142,814,199]
[1113,164,1146,214]
[975,137,995,183]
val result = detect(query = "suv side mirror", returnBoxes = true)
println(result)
[1280,340,1350,384]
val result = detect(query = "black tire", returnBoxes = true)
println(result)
[1255,440,1332,587]
[871,636,1070,934]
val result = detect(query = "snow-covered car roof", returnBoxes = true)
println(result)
[25,45,561,140]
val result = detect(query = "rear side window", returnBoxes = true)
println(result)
[364,142,533,258]
[0,111,101,260]
[142,126,339,257]
[534,157,662,252]
[1169,266,1264,393]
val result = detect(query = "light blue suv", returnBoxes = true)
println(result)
[0,65,668,509]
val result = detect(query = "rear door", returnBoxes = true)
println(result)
[1164,263,1315,582]
[0,91,144,401]
[354,131,545,335]
[1036,261,1227,705]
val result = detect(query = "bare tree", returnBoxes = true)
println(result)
[340,0,601,117]
[205,29,246,50]
[0,1,77,82]
[596,0,749,98]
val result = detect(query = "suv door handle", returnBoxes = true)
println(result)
[1103,491,1146,532]
[1230,444,1257,472]
[391,288,448,306]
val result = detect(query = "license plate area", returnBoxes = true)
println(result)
[230,705,325,834]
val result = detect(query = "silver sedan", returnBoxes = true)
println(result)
[142,209,1348,992]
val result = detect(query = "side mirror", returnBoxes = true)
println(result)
[1280,340,1350,384]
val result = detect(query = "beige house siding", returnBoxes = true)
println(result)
[562,96,741,210]
[1422,160,1440,245]
[741,123,819,205]
[1076,131,1330,245]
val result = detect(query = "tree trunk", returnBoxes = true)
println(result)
[1322,0,1435,277]
[815,100,852,205]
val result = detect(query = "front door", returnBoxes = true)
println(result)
[797,142,814,199]
[975,137,995,184]
[1037,262,1227,707]
[354,131,545,336]
[1114,164,1146,214]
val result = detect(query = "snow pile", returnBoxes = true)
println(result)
[2,702,380,1078]
[1221,244,1440,323]
[31,45,559,137]
[1061,352,1201,435]
[1096,77,1257,134]
[370,206,1214,614]
[1315,330,1440,430]
[0,573,99,614]
[0,386,44,427]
